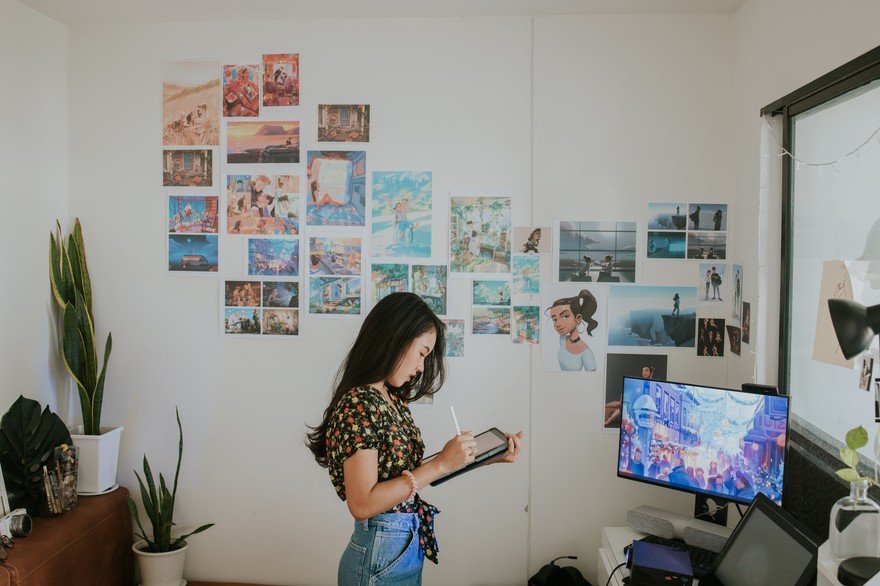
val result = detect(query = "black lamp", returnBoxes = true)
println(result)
[828,299,880,360]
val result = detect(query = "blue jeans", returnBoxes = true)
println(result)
[338,513,423,586]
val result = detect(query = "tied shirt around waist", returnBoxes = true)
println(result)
[325,386,441,563]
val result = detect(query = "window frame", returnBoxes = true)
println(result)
[761,45,880,393]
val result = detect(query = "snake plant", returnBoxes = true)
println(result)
[49,219,112,436]
[127,409,214,552]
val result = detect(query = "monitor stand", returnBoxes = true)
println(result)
[694,493,729,527]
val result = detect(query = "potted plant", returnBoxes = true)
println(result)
[128,409,213,586]
[49,218,121,493]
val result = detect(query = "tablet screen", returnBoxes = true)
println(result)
[474,429,507,459]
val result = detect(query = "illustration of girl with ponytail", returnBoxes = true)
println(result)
[546,289,599,371]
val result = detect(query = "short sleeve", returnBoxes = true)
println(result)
[327,389,383,461]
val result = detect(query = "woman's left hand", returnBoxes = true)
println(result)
[487,431,524,465]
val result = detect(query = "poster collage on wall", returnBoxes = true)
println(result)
[160,56,753,417]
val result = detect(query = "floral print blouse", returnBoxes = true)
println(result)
[326,386,441,563]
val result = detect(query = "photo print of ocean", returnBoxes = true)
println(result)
[608,285,696,347]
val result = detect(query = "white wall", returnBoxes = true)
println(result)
[530,14,735,579]
[68,16,533,585]
[0,0,69,414]
[730,1,880,390]
[25,2,880,584]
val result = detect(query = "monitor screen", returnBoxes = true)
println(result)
[617,377,789,505]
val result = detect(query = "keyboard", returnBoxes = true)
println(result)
[637,534,718,578]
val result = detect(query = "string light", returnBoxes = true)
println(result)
[762,117,880,170]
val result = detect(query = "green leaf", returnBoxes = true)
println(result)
[0,396,72,514]
[841,447,859,468]
[73,218,93,315]
[127,495,151,549]
[90,333,112,436]
[134,470,158,532]
[846,426,869,450]
[838,468,862,482]
[171,524,215,549]
[49,232,65,308]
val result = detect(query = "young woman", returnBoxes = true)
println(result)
[306,292,522,585]
[546,289,599,371]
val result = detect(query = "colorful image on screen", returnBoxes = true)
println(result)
[617,378,788,505]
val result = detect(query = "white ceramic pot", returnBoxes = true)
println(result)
[133,540,187,586]
[69,425,124,493]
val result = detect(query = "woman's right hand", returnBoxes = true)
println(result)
[438,432,476,474]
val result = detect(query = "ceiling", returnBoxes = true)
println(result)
[19,0,745,25]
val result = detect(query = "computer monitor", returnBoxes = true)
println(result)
[617,377,789,506]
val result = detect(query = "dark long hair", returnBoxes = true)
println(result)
[306,292,446,467]
[546,289,599,336]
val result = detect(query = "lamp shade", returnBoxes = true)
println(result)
[828,299,880,360]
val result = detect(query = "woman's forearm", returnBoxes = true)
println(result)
[352,457,450,520]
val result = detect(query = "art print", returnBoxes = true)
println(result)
[686,231,727,260]
[472,307,511,336]
[168,195,218,234]
[603,353,668,430]
[726,324,742,356]
[262,308,299,336]
[512,306,540,345]
[162,60,220,146]
[511,255,540,296]
[687,204,728,232]
[227,121,300,164]
[308,236,362,276]
[472,280,510,307]
[371,172,432,258]
[698,263,727,306]
[371,263,409,305]
[813,260,854,368]
[224,280,261,307]
[318,104,370,142]
[163,149,213,187]
[247,238,299,277]
[608,285,696,348]
[442,318,465,358]
[513,226,551,254]
[412,264,448,316]
[262,281,299,308]
[742,301,751,344]
[226,174,300,236]
[731,263,743,322]
[168,235,218,272]
[309,276,361,315]
[698,318,725,357]
[647,231,686,259]
[540,283,607,372]
[222,64,259,117]
[647,203,687,231]
[449,195,512,276]
[556,221,637,283]
[225,307,261,335]
[262,53,299,107]
[860,356,874,391]
[307,151,367,227]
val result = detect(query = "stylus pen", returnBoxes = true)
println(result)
[450,406,462,435]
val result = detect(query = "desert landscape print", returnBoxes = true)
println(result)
[163,60,221,146]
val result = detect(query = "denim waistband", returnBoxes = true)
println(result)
[356,512,419,532]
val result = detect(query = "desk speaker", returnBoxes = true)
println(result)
[626,506,732,552]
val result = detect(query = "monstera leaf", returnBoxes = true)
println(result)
[0,396,72,514]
